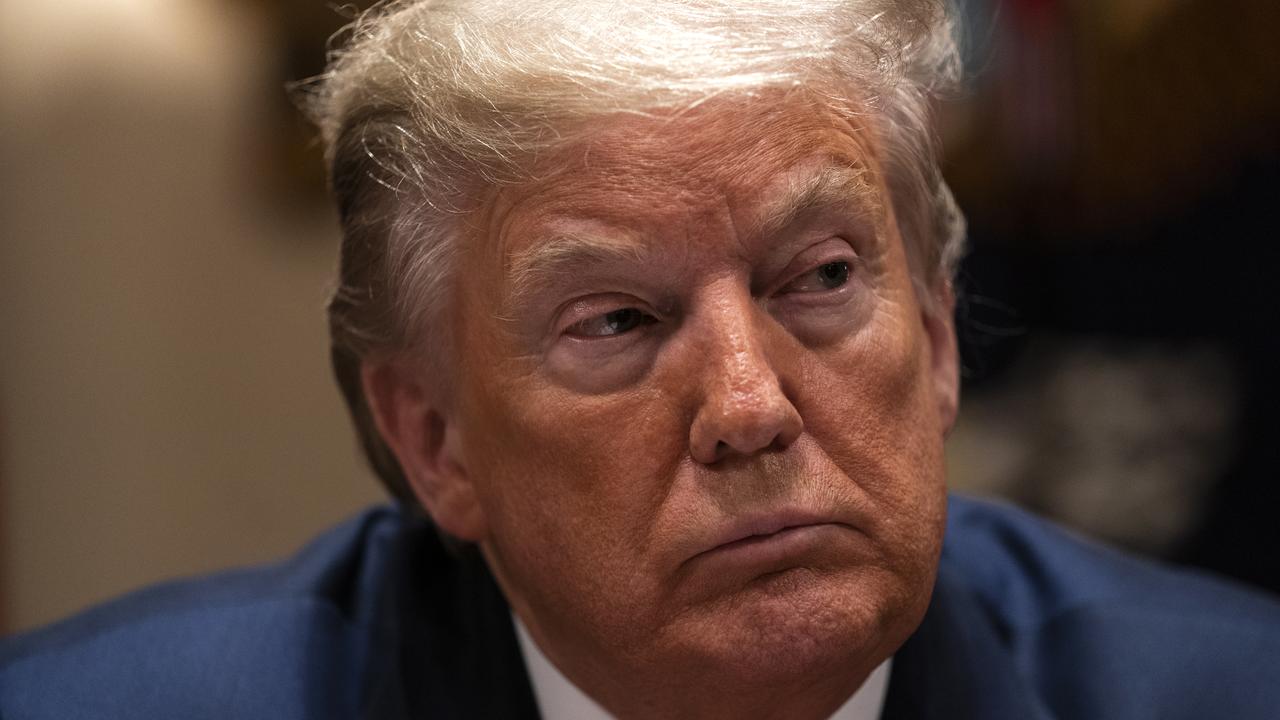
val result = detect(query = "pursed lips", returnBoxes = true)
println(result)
[685,510,853,567]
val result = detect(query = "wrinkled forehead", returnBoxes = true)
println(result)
[477,97,889,266]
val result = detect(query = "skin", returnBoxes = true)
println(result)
[364,98,959,719]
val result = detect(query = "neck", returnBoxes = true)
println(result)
[514,613,887,720]
[614,671,875,720]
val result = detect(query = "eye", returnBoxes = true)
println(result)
[783,260,852,293]
[565,307,655,338]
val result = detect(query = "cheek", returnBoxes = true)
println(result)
[464,377,684,560]
[799,297,947,551]
[461,379,691,643]
[808,297,936,432]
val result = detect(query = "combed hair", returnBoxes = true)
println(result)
[300,0,967,506]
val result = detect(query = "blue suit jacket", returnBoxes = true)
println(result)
[3,496,1279,719]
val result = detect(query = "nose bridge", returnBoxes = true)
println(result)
[706,288,775,397]
[689,280,802,464]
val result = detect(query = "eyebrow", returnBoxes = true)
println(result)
[747,164,881,241]
[500,164,880,315]
[503,230,653,314]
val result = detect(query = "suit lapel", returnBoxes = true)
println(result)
[882,563,1055,720]
[362,519,542,720]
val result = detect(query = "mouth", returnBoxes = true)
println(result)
[713,523,830,553]
[683,511,860,576]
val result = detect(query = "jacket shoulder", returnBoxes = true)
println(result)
[0,506,412,720]
[942,495,1280,719]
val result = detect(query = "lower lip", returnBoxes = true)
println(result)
[691,523,858,577]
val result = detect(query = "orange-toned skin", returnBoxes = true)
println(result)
[365,100,959,720]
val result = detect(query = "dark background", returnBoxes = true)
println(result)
[944,0,1280,593]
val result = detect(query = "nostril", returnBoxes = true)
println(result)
[704,428,794,465]
[698,440,730,465]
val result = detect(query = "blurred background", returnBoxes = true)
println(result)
[1,0,1277,634]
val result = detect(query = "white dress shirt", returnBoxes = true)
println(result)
[514,614,892,719]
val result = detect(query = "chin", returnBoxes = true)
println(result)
[664,566,904,686]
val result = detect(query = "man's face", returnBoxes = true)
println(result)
[440,100,956,710]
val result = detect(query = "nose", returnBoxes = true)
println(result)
[688,289,804,465]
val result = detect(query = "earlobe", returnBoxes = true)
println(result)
[922,281,960,437]
[360,360,488,541]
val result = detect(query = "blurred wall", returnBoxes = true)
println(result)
[0,0,382,633]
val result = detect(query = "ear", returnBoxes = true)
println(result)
[360,359,488,541]
[921,280,960,436]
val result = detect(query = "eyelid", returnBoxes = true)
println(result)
[774,238,858,294]
[552,293,658,338]
[781,260,851,294]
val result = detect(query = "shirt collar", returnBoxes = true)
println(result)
[513,614,891,720]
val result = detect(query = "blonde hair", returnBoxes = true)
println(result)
[301,0,966,504]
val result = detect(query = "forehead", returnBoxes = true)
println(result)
[482,98,885,258]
